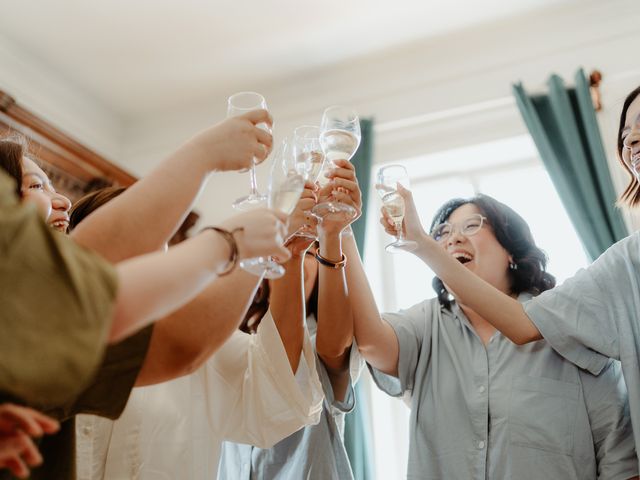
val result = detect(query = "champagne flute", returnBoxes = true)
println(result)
[227,92,269,211]
[311,106,361,220]
[376,165,417,253]
[291,125,325,239]
[239,139,305,279]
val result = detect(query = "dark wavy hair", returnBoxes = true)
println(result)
[430,194,556,308]
[617,85,640,207]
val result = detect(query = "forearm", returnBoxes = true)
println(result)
[413,234,541,344]
[316,232,352,372]
[342,234,399,375]
[110,230,227,342]
[135,268,262,386]
[270,256,305,373]
[71,141,211,263]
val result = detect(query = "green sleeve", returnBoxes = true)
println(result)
[0,170,119,406]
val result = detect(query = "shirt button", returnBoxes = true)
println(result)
[478,385,486,393]
[477,440,485,449]
[81,426,92,436]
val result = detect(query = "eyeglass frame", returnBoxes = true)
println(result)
[430,214,488,243]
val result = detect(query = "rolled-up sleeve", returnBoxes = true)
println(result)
[580,360,638,480]
[0,171,118,406]
[368,299,431,397]
[199,309,323,449]
[523,260,619,376]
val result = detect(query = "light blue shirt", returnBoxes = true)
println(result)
[370,294,637,479]
[524,231,640,464]
[218,316,364,480]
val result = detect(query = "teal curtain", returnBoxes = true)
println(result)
[343,118,375,480]
[513,69,627,261]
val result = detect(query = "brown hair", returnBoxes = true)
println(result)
[68,186,127,231]
[0,137,27,197]
[617,86,640,207]
[239,246,319,334]
[430,195,556,309]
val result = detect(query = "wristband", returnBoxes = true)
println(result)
[201,226,243,276]
[315,251,347,269]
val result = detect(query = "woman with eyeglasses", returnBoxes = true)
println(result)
[332,193,638,479]
[378,85,640,465]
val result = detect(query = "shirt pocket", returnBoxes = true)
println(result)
[507,375,580,456]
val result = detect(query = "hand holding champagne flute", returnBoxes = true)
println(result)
[376,164,417,253]
[227,91,271,210]
[312,106,361,220]
[239,139,305,279]
[292,125,324,239]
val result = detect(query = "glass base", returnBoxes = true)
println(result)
[385,239,418,253]
[233,193,267,211]
[291,226,317,240]
[239,257,285,279]
[311,201,357,221]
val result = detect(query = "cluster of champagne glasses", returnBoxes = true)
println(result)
[227,91,414,279]
[227,92,362,278]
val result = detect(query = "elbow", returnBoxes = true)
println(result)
[510,329,540,345]
[316,339,352,365]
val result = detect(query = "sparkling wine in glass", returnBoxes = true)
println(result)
[312,106,361,220]
[376,165,417,253]
[239,140,305,279]
[227,92,269,211]
[291,125,325,239]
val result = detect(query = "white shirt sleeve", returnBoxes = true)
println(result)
[197,309,324,449]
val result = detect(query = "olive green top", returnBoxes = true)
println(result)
[0,325,154,480]
[0,169,119,406]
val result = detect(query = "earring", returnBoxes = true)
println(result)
[509,262,518,271]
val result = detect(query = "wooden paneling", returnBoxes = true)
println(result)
[0,90,136,202]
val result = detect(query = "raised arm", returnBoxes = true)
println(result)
[390,186,541,345]
[71,110,273,263]
[269,185,318,373]
[314,161,362,398]
[110,208,290,343]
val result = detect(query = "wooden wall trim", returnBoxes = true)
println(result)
[0,89,135,186]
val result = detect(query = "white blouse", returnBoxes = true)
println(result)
[75,310,324,480]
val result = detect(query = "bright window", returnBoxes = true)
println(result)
[362,134,590,479]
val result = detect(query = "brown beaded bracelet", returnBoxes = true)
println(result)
[201,226,243,276]
[315,251,347,269]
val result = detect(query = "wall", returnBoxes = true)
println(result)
[120,0,640,226]
[1,0,639,227]
[0,33,124,161]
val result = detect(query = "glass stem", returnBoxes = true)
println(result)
[249,160,259,196]
[395,221,404,242]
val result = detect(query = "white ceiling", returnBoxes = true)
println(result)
[0,0,578,118]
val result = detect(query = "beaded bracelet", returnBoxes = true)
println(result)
[201,226,243,276]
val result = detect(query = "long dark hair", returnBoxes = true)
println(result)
[0,137,27,198]
[430,194,556,308]
[617,85,640,207]
[239,248,319,334]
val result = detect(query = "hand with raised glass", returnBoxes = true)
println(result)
[317,159,362,236]
[182,109,274,173]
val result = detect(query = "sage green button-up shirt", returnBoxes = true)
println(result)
[525,232,640,466]
[370,294,637,480]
